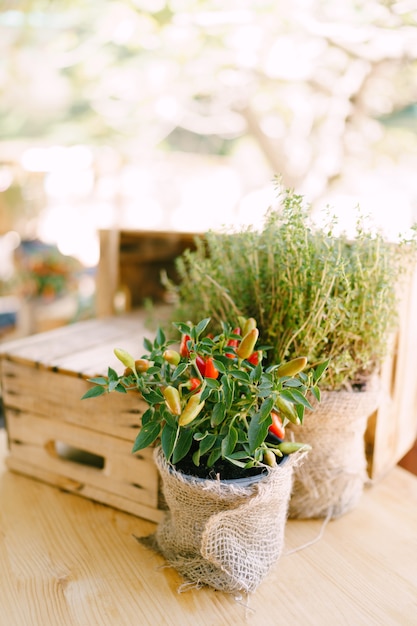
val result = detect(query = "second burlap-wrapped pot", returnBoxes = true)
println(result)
[287,384,380,520]
[142,446,307,594]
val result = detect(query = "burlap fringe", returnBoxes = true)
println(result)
[287,384,381,519]
[138,447,307,594]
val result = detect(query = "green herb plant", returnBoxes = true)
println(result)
[167,184,417,390]
[82,317,327,479]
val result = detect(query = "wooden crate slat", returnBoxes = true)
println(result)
[52,332,158,377]
[0,314,147,370]
[6,457,165,523]
[2,363,144,440]
[7,411,159,508]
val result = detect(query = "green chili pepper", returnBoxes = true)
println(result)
[162,386,182,416]
[276,396,300,425]
[277,441,311,454]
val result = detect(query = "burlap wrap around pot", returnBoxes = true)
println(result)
[144,447,306,594]
[287,385,380,520]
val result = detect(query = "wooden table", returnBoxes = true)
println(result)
[1,428,416,626]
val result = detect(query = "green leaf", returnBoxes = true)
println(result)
[228,450,251,460]
[230,370,250,383]
[173,322,192,335]
[161,423,178,461]
[282,378,303,388]
[140,408,154,425]
[81,386,106,400]
[207,446,222,467]
[86,376,108,385]
[115,383,127,393]
[132,422,160,453]
[212,358,226,374]
[142,389,164,405]
[225,456,248,468]
[250,363,262,383]
[313,359,330,383]
[163,409,178,429]
[281,387,313,410]
[199,337,215,349]
[194,317,211,338]
[199,433,217,456]
[248,411,270,453]
[172,428,193,464]
[171,362,188,380]
[311,386,321,402]
[108,379,120,392]
[258,396,275,422]
[108,367,119,381]
[155,327,166,348]
[221,426,238,457]
[296,404,305,423]
[143,337,153,351]
[211,402,226,426]
[221,376,234,409]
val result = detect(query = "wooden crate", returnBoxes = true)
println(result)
[0,309,172,523]
[365,262,417,479]
[96,229,199,317]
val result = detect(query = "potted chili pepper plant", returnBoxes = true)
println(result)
[82,316,326,593]
[165,182,417,519]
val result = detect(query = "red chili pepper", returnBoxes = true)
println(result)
[269,411,285,440]
[187,377,201,391]
[195,355,206,376]
[179,334,191,358]
[203,356,219,379]
[247,350,262,365]
[226,327,240,358]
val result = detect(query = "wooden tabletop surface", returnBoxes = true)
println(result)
[1,428,417,626]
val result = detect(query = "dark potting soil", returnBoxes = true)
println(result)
[173,433,287,480]
[174,455,266,481]
[174,443,286,481]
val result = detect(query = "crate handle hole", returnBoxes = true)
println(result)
[46,440,105,470]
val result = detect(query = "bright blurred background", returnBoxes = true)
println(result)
[1,0,417,337]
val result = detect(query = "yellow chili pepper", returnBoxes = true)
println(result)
[242,317,257,336]
[277,356,308,377]
[162,386,182,416]
[263,449,277,467]
[178,392,205,426]
[114,348,136,370]
[236,328,259,360]
[163,350,181,366]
